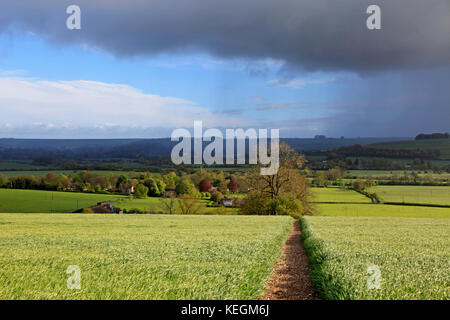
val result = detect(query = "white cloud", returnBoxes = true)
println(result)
[0,76,247,134]
[0,69,26,77]
[268,77,337,89]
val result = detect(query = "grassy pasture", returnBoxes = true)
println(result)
[115,197,239,215]
[369,185,450,206]
[311,187,371,203]
[0,189,237,214]
[0,214,292,299]
[301,216,450,299]
[316,203,450,219]
[0,189,125,213]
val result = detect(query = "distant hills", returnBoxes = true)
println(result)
[0,137,409,153]
[282,137,411,152]
[369,139,450,160]
[1,137,449,169]
[0,137,411,161]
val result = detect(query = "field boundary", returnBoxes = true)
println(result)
[312,201,378,205]
[382,202,450,208]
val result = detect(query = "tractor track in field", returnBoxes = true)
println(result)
[263,220,317,300]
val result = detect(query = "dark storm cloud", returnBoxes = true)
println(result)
[270,67,450,137]
[1,0,450,72]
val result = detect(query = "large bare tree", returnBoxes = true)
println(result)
[242,143,311,216]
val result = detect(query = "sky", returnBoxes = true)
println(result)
[0,0,449,138]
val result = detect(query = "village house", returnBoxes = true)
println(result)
[220,197,235,207]
[120,184,134,194]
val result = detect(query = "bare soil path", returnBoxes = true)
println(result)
[264,220,317,300]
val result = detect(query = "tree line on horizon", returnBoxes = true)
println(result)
[415,133,449,140]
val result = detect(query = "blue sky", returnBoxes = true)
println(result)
[0,0,449,138]
[0,32,345,138]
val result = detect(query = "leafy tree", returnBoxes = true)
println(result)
[238,191,268,215]
[175,178,196,196]
[163,172,178,189]
[116,175,128,189]
[156,179,166,194]
[135,184,149,199]
[239,193,302,218]
[199,178,213,192]
[178,195,201,215]
[210,191,224,204]
[144,178,160,197]
[242,143,311,216]
[313,171,328,187]
[326,167,342,181]
[159,195,177,214]
[57,174,70,190]
[352,179,366,191]
[267,195,302,219]
[0,173,6,187]
[216,180,229,193]
[227,177,238,193]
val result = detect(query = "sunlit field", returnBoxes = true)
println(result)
[316,203,450,219]
[301,216,450,300]
[0,214,291,299]
[0,189,125,213]
[311,187,371,203]
[369,185,450,206]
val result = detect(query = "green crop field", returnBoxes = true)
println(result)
[0,214,292,299]
[369,185,450,206]
[115,197,238,215]
[0,189,237,214]
[316,203,450,219]
[0,189,125,213]
[311,187,371,203]
[301,216,450,300]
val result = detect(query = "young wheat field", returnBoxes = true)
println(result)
[301,216,450,300]
[0,214,292,299]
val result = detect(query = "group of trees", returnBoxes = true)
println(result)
[370,172,449,186]
[312,167,343,187]
[328,145,441,160]
[0,168,243,200]
[308,156,447,171]
[351,179,375,191]
[415,133,449,140]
